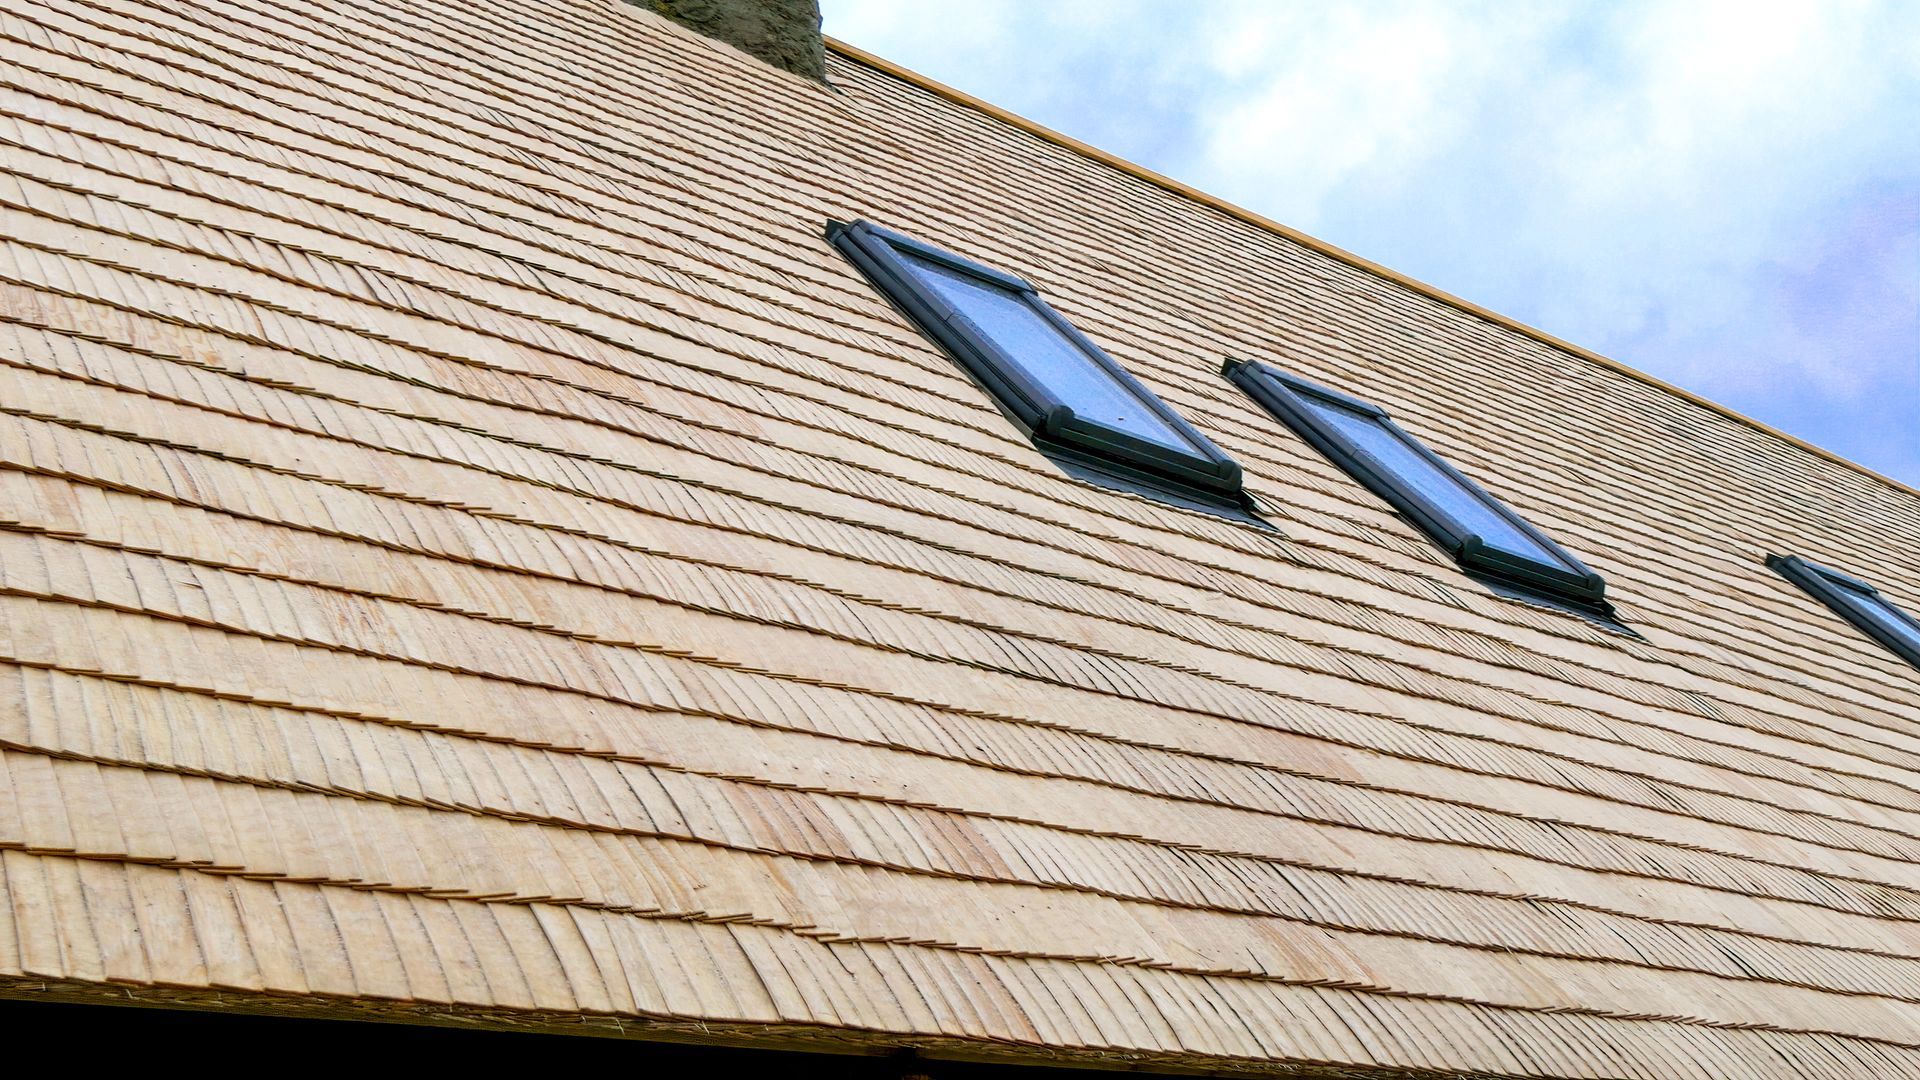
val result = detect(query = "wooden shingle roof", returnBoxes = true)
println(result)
[2,1,1919,1075]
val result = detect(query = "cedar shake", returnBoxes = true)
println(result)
[0,0,1916,1076]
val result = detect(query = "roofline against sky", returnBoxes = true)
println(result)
[824,35,1920,504]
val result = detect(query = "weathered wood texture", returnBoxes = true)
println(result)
[0,1,1917,1076]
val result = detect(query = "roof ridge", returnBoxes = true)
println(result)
[823,35,1920,505]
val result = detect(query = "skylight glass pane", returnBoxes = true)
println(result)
[1836,579,1920,653]
[897,251,1198,452]
[1300,394,1567,566]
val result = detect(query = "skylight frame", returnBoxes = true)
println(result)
[1768,554,1920,669]
[827,219,1248,512]
[1224,358,1613,616]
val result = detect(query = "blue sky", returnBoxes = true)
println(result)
[820,1,1920,486]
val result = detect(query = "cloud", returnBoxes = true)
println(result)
[818,0,1220,164]
[1192,3,1551,222]
[821,0,1920,484]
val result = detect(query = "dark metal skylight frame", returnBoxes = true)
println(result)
[1224,358,1614,619]
[1768,554,1920,669]
[827,219,1250,514]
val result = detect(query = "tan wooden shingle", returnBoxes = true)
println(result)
[0,0,1918,1075]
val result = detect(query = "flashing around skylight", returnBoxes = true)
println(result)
[827,219,1250,515]
[1768,554,1920,670]
[1224,358,1614,621]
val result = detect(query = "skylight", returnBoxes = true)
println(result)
[828,219,1248,514]
[1768,554,1920,668]
[1225,359,1612,619]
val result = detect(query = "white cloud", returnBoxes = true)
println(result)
[1190,3,1555,222]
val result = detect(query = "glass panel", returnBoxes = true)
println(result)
[897,251,1198,453]
[1302,394,1569,567]
[1835,579,1920,652]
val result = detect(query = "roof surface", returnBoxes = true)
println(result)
[2,1,1919,1075]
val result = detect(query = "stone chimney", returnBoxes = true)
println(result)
[634,0,826,81]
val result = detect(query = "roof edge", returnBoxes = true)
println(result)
[824,35,1920,504]
[0,978,1454,1078]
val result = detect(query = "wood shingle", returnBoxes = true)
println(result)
[1,1,1917,1075]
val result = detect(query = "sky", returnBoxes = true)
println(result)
[819,0,1920,487]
